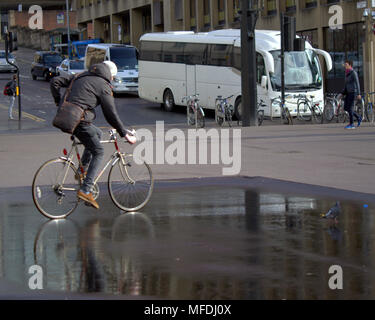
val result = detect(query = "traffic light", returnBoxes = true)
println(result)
[8,32,18,52]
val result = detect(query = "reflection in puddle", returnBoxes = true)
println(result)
[1,183,375,299]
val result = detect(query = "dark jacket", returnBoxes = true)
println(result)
[6,79,16,96]
[50,63,128,137]
[342,69,361,96]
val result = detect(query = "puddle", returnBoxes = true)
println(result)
[0,178,374,299]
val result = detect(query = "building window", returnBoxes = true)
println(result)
[324,22,365,92]
[190,0,196,30]
[305,0,317,9]
[204,0,210,27]
[266,0,277,16]
[285,0,296,12]
[233,0,240,22]
[297,29,318,48]
[218,0,225,25]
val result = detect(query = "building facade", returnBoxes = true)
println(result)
[74,0,374,93]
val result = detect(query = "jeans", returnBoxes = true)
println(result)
[344,93,360,125]
[74,123,104,193]
[9,95,15,118]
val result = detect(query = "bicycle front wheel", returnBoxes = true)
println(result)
[187,105,195,126]
[32,158,80,219]
[297,101,312,121]
[323,99,335,122]
[312,105,323,124]
[108,154,154,212]
[366,103,374,123]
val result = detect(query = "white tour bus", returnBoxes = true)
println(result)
[85,43,139,94]
[138,29,332,118]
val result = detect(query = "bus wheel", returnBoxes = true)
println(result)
[163,89,175,112]
[234,97,242,121]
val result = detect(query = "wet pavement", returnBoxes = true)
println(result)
[0,176,375,300]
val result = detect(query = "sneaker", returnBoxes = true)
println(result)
[357,116,362,127]
[77,190,99,209]
[345,124,356,130]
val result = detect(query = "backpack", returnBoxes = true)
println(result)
[3,82,13,96]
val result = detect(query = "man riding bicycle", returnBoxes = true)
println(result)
[50,61,136,209]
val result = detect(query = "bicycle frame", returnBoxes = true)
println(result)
[59,129,133,189]
[183,94,203,128]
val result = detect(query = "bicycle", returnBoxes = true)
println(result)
[257,99,266,126]
[323,93,338,123]
[270,95,293,125]
[182,94,205,128]
[295,94,323,124]
[215,95,235,127]
[364,92,375,124]
[32,129,154,220]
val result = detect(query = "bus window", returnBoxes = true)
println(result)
[232,47,241,70]
[256,53,266,84]
[163,42,185,63]
[184,43,208,65]
[140,41,163,62]
[208,44,232,67]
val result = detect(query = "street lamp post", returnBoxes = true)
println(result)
[240,0,263,127]
[66,0,71,59]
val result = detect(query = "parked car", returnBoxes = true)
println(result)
[56,58,84,77]
[31,51,63,81]
[0,50,17,73]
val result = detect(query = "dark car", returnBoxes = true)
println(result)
[31,51,64,81]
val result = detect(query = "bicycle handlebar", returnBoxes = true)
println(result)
[215,95,234,103]
[182,94,200,103]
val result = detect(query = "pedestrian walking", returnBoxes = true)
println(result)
[6,74,17,120]
[342,60,362,129]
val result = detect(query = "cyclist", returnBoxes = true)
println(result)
[50,61,136,209]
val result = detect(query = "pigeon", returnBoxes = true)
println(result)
[321,201,341,222]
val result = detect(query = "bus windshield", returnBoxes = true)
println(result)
[110,47,138,71]
[270,49,322,91]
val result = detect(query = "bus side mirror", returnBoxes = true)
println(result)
[261,76,268,89]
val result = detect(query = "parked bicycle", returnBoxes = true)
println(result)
[236,99,265,126]
[215,95,235,127]
[364,92,375,124]
[182,94,205,128]
[32,129,154,219]
[295,94,323,124]
[270,95,293,125]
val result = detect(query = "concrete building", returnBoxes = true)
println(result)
[75,0,375,94]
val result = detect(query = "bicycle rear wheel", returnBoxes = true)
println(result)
[32,158,80,219]
[197,107,205,128]
[108,154,154,212]
[323,99,335,122]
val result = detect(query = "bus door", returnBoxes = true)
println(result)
[186,64,196,96]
